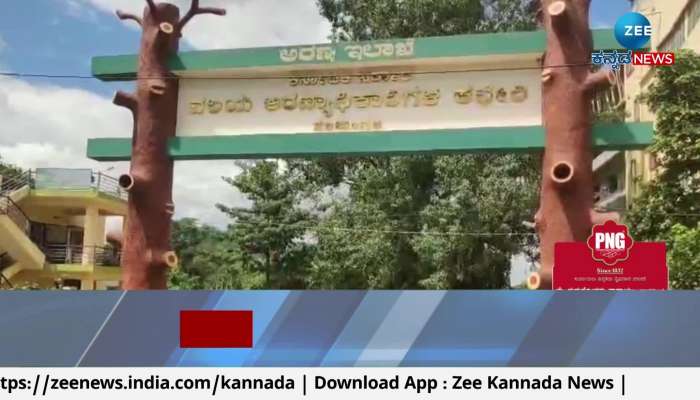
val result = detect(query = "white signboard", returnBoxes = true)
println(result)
[176,69,542,136]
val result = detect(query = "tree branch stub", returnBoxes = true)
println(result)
[165,202,175,215]
[547,1,568,33]
[541,68,554,83]
[146,0,158,15]
[116,10,142,26]
[113,91,138,114]
[527,271,542,290]
[118,173,136,192]
[177,0,227,32]
[584,69,617,93]
[550,161,575,185]
[159,22,175,35]
[163,251,179,268]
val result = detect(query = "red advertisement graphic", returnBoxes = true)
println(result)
[180,310,254,348]
[586,220,634,266]
[554,221,668,290]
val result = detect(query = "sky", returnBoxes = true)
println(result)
[0,0,631,231]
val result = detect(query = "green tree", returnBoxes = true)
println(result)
[667,224,700,290]
[318,0,484,41]
[300,0,540,289]
[190,238,265,289]
[171,218,224,272]
[479,0,539,32]
[0,156,25,191]
[168,268,203,290]
[625,50,700,240]
[412,154,539,289]
[169,218,222,289]
[624,51,700,289]
[217,161,314,289]
[168,218,267,289]
[307,202,398,289]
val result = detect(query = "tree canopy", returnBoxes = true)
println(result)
[624,50,700,289]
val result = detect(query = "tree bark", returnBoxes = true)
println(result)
[113,1,225,289]
[528,0,616,289]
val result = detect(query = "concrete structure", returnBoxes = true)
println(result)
[593,0,700,212]
[0,169,126,290]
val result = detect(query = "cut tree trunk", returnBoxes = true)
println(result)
[113,1,225,289]
[528,0,618,289]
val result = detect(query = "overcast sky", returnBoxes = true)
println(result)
[0,0,628,230]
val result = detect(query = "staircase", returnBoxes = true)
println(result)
[0,172,45,272]
[0,252,14,288]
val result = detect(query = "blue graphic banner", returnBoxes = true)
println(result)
[0,291,699,367]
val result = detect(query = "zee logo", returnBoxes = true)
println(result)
[614,12,652,50]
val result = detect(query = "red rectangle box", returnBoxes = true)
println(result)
[180,310,253,348]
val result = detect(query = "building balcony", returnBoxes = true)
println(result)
[42,244,121,267]
[32,168,128,201]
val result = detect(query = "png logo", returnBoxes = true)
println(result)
[586,220,634,266]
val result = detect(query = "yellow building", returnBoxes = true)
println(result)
[594,0,700,212]
[0,168,126,290]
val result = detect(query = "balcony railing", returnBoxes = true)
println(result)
[591,67,625,120]
[0,169,128,201]
[43,245,121,267]
[0,170,33,198]
[0,196,31,236]
[32,169,128,201]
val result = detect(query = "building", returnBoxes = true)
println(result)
[593,0,700,212]
[0,168,126,290]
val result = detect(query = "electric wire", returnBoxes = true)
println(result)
[0,61,596,82]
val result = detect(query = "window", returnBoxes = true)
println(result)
[659,0,700,51]
[659,22,685,51]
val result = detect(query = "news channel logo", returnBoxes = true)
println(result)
[614,12,651,50]
[592,12,652,70]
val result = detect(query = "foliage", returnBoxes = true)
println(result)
[318,0,484,41]
[171,218,224,274]
[0,155,25,187]
[217,161,314,289]
[478,0,539,32]
[625,50,700,241]
[168,268,203,290]
[594,107,627,124]
[667,224,700,290]
[168,220,268,289]
[307,202,398,289]
[411,154,539,289]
